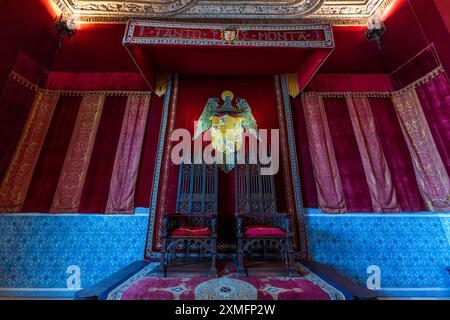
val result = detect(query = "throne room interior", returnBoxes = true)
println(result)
[0,0,449,300]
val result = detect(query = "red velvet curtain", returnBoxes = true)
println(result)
[392,89,450,211]
[78,96,128,213]
[290,97,318,209]
[368,98,426,211]
[346,96,400,212]
[22,96,82,212]
[324,98,373,212]
[416,73,450,174]
[134,95,165,208]
[0,79,35,183]
[105,95,151,214]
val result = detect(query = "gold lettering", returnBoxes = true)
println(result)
[192,30,202,39]
[297,31,308,41]
[163,30,173,38]
[277,32,287,41]
[172,29,184,39]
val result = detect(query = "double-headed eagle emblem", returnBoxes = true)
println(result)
[193,90,258,172]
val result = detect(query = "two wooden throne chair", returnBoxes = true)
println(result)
[158,161,295,277]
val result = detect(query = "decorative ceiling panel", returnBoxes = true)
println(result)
[51,0,395,25]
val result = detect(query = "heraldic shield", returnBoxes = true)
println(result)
[193,90,259,172]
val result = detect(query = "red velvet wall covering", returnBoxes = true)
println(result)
[434,0,450,33]
[22,96,82,213]
[1,0,450,216]
[52,24,138,73]
[0,0,56,92]
[290,98,318,209]
[1,0,447,87]
[381,0,450,76]
[44,72,149,91]
[324,98,373,212]
[79,96,128,213]
[409,0,450,75]
[390,45,441,89]
[320,26,387,74]
[368,98,426,212]
[164,75,285,243]
[0,80,35,183]
[380,0,429,73]
[1,53,152,213]
[134,95,165,207]
[416,74,450,174]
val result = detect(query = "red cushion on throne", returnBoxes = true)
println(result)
[244,225,287,237]
[170,226,212,237]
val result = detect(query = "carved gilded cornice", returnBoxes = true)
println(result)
[50,0,396,25]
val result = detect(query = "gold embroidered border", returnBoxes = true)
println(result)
[0,93,59,212]
[392,89,450,211]
[302,94,347,213]
[154,74,179,250]
[50,95,105,213]
[275,75,300,251]
[346,96,400,212]
[105,95,151,214]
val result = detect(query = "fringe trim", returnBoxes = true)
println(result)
[9,65,444,99]
[302,66,445,98]
[8,71,152,97]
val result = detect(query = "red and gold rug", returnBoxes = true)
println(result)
[103,263,352,300]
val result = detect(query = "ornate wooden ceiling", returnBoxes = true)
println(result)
[50,0,395,25]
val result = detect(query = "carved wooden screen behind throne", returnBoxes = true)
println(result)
[235,162,276,215]
[159,161,219,276]
[177,162,218,215]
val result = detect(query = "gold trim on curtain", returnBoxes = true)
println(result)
[302,94,347,213]
[105,95,151,214]
[0,93,59,212]
[392,89,450,211]
[50,95,105,213]
[346,96,400,212]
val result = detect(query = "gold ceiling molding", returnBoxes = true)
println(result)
[50,0,395,25]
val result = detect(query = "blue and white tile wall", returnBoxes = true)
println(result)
[0,208,449,297]
[0,209,149,297]
[305,209,450,297]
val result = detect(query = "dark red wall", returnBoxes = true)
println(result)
[379,0,428,72]
[409,0,450,74]
[434,0,450,33]
[55,23,391,75]
[320,26,388,74]
[1,0,449,91]
[0,0,57,92]
[52,23,138,73]
[380,0,450,74]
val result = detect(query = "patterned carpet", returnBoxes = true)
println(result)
[103,263,352,300]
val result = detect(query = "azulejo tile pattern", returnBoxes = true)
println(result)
[441,217,450,246]
[0,213,148,288]
[1,210,449,291]
[305,212,450,289]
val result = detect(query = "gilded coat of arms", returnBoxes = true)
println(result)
[193,91,258,172]
[222,29,238,42]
